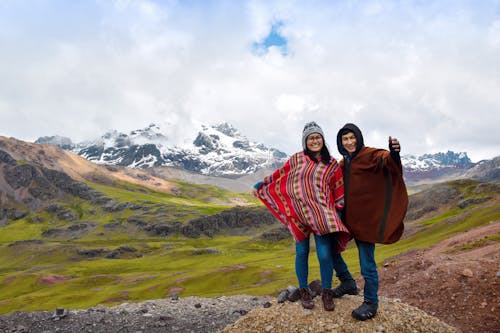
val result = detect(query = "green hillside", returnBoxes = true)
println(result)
[0,178,498,314]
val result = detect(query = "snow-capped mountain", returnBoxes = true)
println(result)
[36,124,497,184]
[38,122,288,177]
[401,151,476,184]
[402,151,473,171]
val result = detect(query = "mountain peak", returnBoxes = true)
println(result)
[402,151,473,171]
[212,122,239,137]
[35,135,73,149]
[37,122,288,176]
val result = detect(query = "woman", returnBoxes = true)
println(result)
[253,121,350,311]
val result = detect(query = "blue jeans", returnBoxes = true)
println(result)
[332,239,378,305]
[295,233,334,289]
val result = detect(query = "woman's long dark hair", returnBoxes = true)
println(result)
[304,144,331,164]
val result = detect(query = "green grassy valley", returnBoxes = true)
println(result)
[0,176,499,315]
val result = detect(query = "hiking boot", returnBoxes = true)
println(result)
[308,279,322,297]
[332,279,359,298]
[352,301,378,321]
[321,289,335,311]
[299,288,314,309]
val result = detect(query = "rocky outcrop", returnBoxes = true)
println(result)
[180,206,275,238]
[464,156,500,182]
[123,206,277,239]
[0,150,17,166]
[222,295,459,333]
[41,222,97,239]
[259,225,290,242]
[0,149,115,218]
[405,184,462,221]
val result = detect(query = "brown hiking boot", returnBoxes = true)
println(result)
[299,288,314,309]
[322,289,335,311]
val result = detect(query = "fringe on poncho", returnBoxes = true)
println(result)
[255,152,351,251]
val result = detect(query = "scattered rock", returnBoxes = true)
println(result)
[105,246,140,259]
[0,295,272,333]
[191,248,221,255]
[460,268,473,277]
[456,197,492,209]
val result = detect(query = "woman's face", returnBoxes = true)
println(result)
[306,133,324,153]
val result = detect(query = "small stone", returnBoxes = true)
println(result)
[264,325,274,332]
[302,309,314,316]
[376,325,385,332]
[263,301,272,308]
[461,269,473,277]
[277,290,289,303]
[194,303,202,308]
[496,271,500,278]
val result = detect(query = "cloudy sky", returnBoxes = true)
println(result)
[1,0,499,162]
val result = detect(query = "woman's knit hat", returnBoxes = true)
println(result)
[302,121,325,150]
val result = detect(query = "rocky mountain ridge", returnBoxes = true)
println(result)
[35,122,499,184]
[37,122,288,177]
[0,136,277,241]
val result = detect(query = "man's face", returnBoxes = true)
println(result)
[341,132,357,154]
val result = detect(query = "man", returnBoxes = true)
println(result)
[331,123,408,321]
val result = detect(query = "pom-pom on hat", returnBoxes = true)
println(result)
[302,121,325,150]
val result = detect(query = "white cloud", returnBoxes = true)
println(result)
[0,0,499,162]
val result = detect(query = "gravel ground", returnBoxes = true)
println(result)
[0,295,272,333]
[0,293,460,333]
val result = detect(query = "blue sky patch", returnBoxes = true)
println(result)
[252,21,288,56]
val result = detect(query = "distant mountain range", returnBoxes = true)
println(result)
[35,122,499,185]
[36,122,287,177]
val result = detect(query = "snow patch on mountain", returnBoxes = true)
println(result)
[402,151,473,171]
[65,122,287,176]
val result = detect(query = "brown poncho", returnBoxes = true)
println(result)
[337,124,408,244]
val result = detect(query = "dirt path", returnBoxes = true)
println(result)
[378,220,500,333]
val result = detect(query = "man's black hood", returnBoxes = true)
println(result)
[336,123,364,157]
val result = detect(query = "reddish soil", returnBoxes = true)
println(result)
[36,275,73,285]
[378,221,500,333]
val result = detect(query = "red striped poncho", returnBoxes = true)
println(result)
[255,151,351,250]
